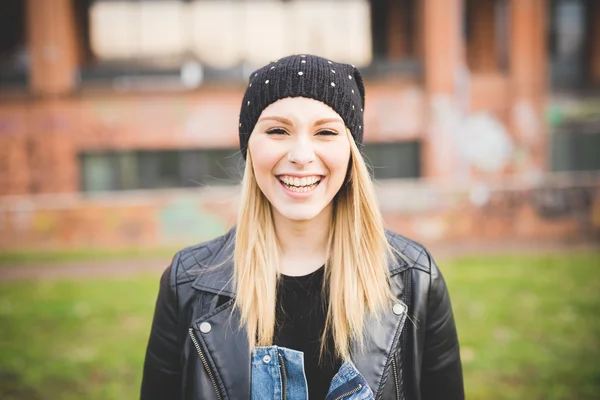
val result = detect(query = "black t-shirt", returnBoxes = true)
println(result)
[273,266,342,399]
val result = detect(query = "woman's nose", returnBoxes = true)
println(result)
[287,138,316,167]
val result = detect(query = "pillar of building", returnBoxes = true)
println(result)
[21,0,79,195]
[509,0,548,174]
[25,0,79,96]
[422,0,465,180]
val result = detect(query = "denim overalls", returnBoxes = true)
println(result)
[251,346,374,400]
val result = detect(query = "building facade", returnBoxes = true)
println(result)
[0,0,598,250]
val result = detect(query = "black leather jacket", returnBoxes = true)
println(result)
[141,228,464,399]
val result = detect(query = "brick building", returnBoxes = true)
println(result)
[0,0,598,250]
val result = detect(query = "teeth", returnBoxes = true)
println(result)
[279,175,321,188]
[279,175,321,192]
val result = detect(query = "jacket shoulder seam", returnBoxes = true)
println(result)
[386,230,433,275]
[173,233,230,286]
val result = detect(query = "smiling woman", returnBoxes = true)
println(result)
[141,55,464,400]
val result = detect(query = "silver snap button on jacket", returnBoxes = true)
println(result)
[199,322,212,333]
[263,355,271,363]
[393,303,406,315]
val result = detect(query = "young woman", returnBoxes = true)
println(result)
[141,54,464,400]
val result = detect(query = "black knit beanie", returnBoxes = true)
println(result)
[238,54,366,158]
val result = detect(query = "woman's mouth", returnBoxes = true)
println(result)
[278,175,322,193]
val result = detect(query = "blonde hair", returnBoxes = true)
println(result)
[233,130,393,360]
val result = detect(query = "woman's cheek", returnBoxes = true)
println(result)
[321,145,350,177]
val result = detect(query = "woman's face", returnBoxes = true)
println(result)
[248,97,351,222]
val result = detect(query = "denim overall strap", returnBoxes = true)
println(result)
[325,361,375,400]
[251,346,309,400]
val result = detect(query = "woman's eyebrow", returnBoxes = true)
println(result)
[257,116,292,125]
[314,118,344,126]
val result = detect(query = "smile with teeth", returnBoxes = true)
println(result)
[278,175,322,192]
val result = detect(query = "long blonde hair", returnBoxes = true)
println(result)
[233,130,393,360]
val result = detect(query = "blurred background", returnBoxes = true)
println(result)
[0,0,598,399]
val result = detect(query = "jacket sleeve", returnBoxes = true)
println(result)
[420,254,464,400]
[140,255,182,400]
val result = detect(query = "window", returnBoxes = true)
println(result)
[0,0,27,90]
[368,0,422,77]
[362,141,421,180]
[80,153,119,192]
[77,0,374,87]
[551,131,600,172]
[370,0,419,60]
[73,0,426,87]
[548,0,600,89]
[464,0,510,73]
[80,148,242,192]
[80,142,421,192]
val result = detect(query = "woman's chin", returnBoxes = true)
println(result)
[277,209,320,222]
[272,203,327,223]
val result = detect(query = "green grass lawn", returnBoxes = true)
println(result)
[1,251,599,399]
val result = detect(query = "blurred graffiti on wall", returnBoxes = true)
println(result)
[0,173,598,250]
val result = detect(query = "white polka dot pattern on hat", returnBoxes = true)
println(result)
[239,54,365,159]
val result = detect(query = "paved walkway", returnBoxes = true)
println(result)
[1,240,598,282]
[0,259,169,282]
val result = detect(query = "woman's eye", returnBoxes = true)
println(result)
[265,128,288,135]
[316,130,338,136]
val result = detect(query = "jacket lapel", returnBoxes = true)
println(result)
[352,279,408,398]
[190,230,250,399]
[192,302,250,400]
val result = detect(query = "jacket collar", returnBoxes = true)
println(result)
[191,228,237,297]
[191,228,409,298]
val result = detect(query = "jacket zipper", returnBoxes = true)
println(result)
[333,384,363,400]
[277,352,287,400]
[384,305,407,399]
[188,328,223,400]
[392,358,400,400]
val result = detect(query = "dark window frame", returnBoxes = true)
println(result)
[362,141,421,180]
[80,148,243,193]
